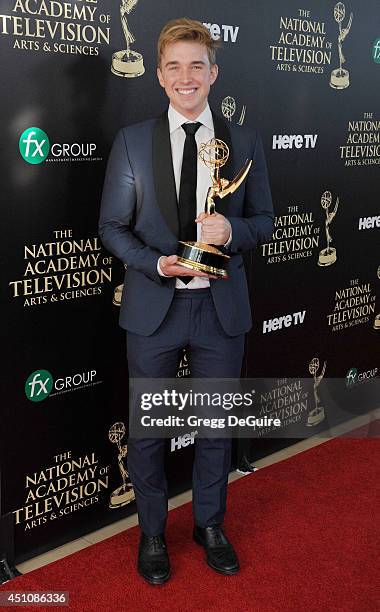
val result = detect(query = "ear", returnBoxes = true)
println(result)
[157,66,165,88]
[210,63,219,85]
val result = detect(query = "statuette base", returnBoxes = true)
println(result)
[109,484,135,508]
[111,50,145,78]
[318,247,337,267]
[330,68,350,89]
[177,241,230,279]
[306,406,325,427]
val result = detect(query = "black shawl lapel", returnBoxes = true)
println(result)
[153,112,179,238]
[211,110,234,214]
[211,110,234,181]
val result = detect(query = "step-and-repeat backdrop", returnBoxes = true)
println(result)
[1,0,379,562]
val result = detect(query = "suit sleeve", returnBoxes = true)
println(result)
[226,131,274,255]
[98,128,163,284]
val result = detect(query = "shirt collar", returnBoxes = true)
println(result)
[168,103,213,134]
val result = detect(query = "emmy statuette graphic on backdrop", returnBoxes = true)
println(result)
[318,191,339,267]
[221,96,246,126]
[108,422,135,508]
[330,2,353,89]
[307,358,327,426]
[113,284,124,306]
[111,0,145,78]
[177,138,252,278]
[374,265,380,330]
[177,348,190,377]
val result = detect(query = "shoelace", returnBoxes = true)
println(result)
[208,526,224,546]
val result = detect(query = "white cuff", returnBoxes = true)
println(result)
[157,256,170,277]
[223,229,232,248]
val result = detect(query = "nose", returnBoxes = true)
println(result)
[178,67,193,83]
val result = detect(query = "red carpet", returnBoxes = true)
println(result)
[2,438,379,612]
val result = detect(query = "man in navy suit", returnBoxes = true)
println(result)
[99,17,273,585]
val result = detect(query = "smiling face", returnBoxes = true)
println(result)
[157,40,218,120]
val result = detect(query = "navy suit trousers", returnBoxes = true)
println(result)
[126,288,245,536]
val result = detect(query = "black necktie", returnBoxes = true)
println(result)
[177,122,201,284]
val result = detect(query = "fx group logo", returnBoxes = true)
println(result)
[25,369,53,402]
[19,127,100,164]
[19,128,50,165]
[346,367,378,388]
[372,38,380,64]
[25,368,100,402]
[345,367,357,387]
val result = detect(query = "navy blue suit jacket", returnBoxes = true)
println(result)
[99,110,274,337]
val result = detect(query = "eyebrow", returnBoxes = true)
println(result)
[164,60,206,67]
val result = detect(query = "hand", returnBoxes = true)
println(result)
[159,255,218,279]
[196,212,231,245]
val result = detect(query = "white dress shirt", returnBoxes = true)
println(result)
[157,103,230,289]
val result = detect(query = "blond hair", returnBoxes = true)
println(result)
[157,18,220,67]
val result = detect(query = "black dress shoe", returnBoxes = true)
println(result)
[193,525,240,575]
[237,454,259,475]
[138,533,171,585]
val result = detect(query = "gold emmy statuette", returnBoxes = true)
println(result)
[307,358,327,427]
[330,2,353,89]
[111,0,145,78]
[108,422,135,508]
[176,138,252,278]
[374,265,380,330]
[318,191,339,267]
